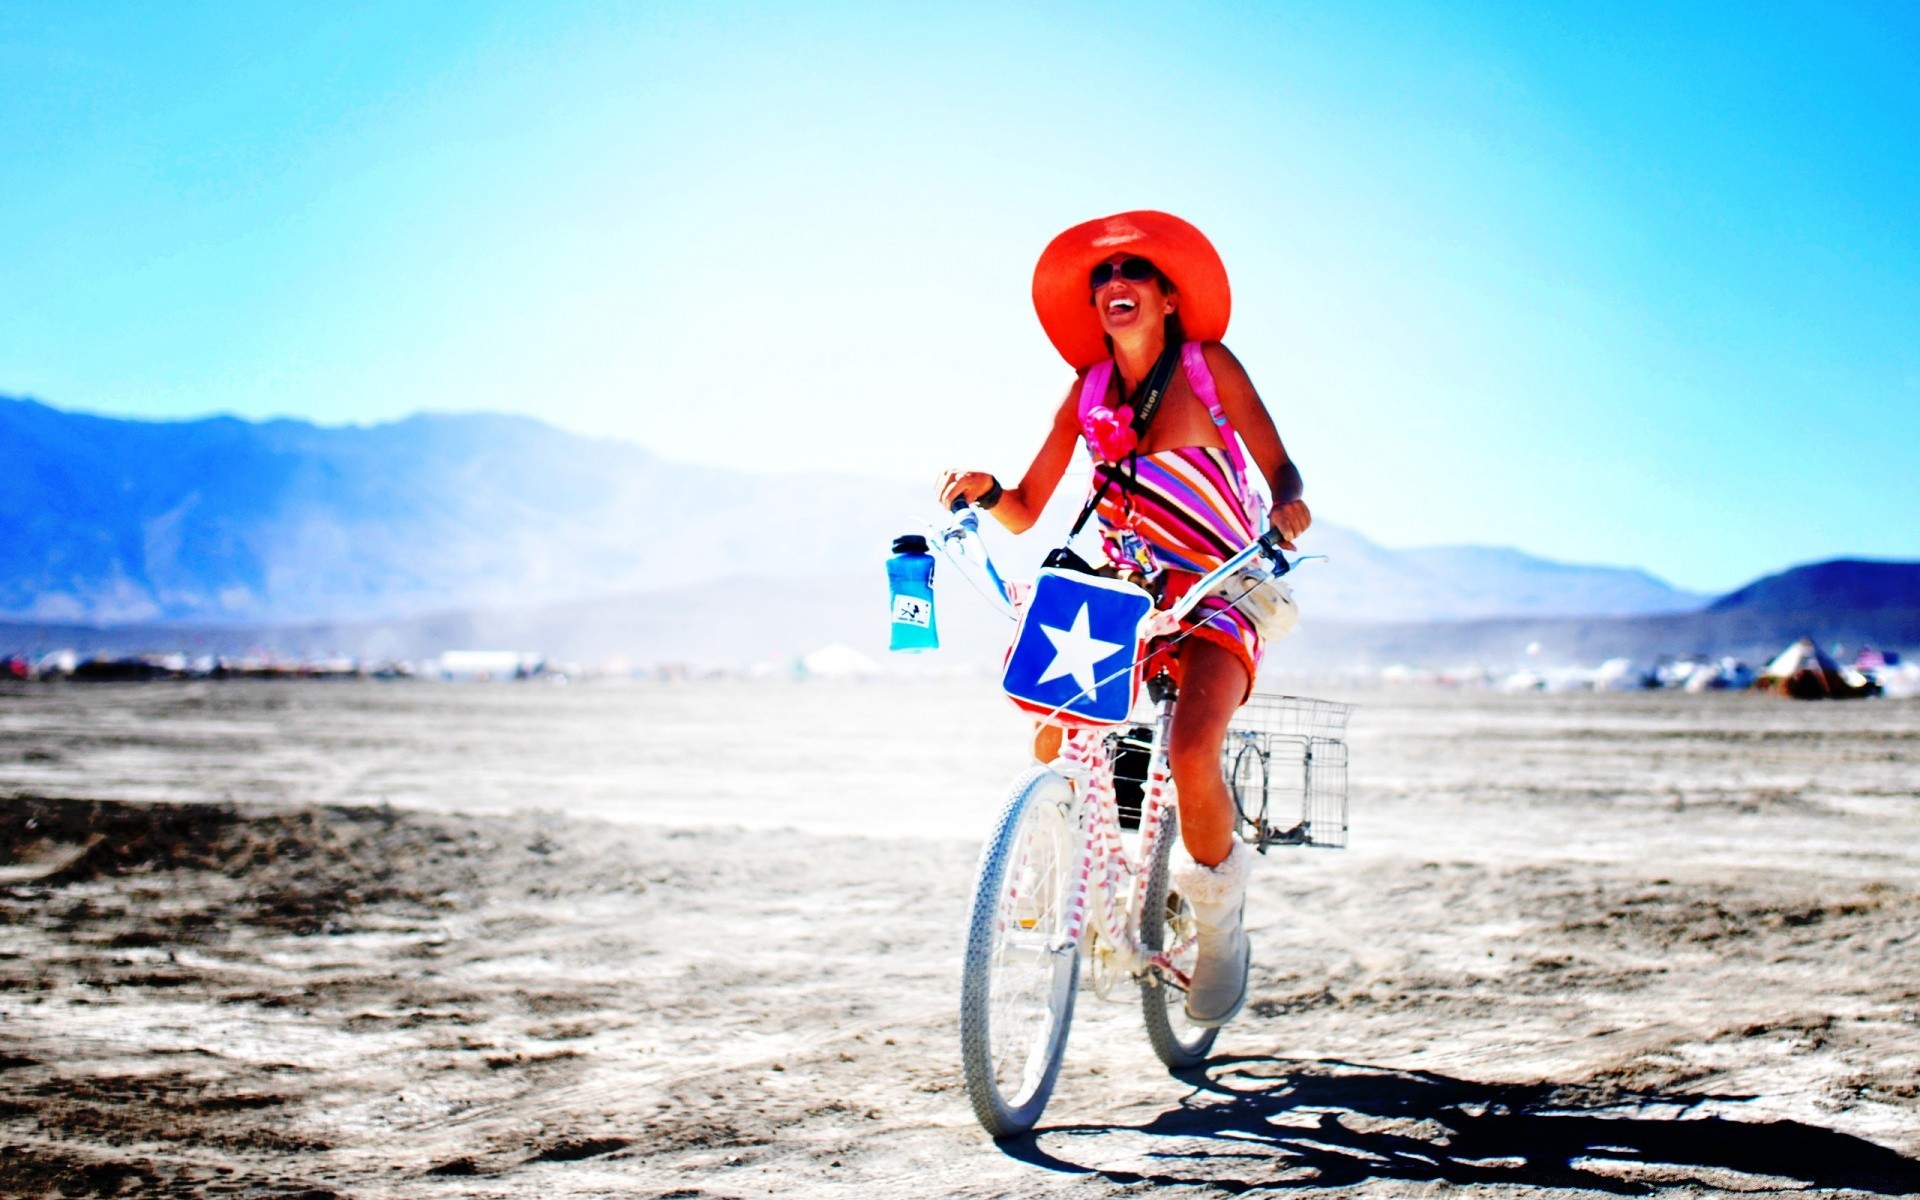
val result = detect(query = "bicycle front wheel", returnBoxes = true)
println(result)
[959,765,1081,1138]
[1139,807,1221,1069]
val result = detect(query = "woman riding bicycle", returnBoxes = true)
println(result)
[938,211,1309,1027]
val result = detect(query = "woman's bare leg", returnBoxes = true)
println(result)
[1166,638,1249,866]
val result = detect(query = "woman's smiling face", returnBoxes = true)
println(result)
[1091,255,1175,338]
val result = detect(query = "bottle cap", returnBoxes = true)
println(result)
[891,534,929,555]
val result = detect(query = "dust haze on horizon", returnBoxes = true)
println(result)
[2,1,1917,594]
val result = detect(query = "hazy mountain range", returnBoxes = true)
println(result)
[5,396,1698,624]
[1282,559,1920,671]
[1,396,913,624]
[3,396,1913,668]
[4,558,1914,673]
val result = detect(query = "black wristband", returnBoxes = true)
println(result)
[978,476,1004,510]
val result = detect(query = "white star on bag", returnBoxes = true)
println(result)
[1035,603,1127,698]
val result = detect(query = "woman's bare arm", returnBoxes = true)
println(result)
[937,378,1086,534]
[1203,342,1311,545]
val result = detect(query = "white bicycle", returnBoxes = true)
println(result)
[927,505,1352,1138]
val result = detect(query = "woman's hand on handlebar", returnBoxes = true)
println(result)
[937,468,998,511]
[1269,498,1311,550]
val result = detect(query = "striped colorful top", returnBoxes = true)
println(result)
[1092,446,1258,576]
[1076,344,1268,677]
[1093,447,1264,673]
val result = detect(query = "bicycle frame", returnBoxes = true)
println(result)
[932,500,1293,990]
[1053,697,1195,992]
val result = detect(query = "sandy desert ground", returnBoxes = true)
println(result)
[1,679,1918,1198]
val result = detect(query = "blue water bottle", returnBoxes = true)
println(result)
[886,534,939,652]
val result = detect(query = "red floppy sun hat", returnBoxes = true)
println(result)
[1031,210,1232,370]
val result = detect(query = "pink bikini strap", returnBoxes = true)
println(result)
[1179,342,1259,521]
[1078,346,1258,521]
[1078,348,1227,447]
[1076,360,1116,458]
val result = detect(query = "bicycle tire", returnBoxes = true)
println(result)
[1229,742,1269,838]
[1139,807,1220,1069]
[959,765,1081,1138]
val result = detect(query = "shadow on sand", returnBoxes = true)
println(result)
[1003,1057,1920,1194]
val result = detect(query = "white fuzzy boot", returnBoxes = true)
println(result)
[1171,841,1254,1027]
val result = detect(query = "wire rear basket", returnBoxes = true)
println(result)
[1224,693,1354,850]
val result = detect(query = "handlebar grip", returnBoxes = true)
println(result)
[950,495,971,514]
[1258,528,1293,576]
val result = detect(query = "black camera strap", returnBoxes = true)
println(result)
[1046,341,1183,572]
[1064,341,1181,540]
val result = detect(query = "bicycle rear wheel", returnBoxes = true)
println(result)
[959,765,1081,1138]
[1139,808,1220,1069]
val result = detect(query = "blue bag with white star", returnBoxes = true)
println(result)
[1001,568,1154,728]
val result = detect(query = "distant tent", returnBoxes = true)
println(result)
[1755,638,1877,700]
[799,643,882,679]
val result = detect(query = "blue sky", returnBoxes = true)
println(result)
[3,1,1915,592]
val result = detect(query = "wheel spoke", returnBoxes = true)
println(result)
[987,801,1070,1103]
[961,767,1084,1137]
[1140,805,1221,1068]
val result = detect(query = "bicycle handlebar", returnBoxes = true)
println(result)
[932,499,1296,627]
[1258,528,1294,571]
[929,500,1019,618]
[1158,525,1293,626]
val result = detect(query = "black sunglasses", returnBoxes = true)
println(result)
[1089,257,1159,289]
